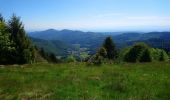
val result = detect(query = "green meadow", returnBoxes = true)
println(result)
[0,62,170,100]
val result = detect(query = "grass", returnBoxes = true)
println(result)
[0,62,170,100]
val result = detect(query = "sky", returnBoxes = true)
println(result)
[1,0,170,32]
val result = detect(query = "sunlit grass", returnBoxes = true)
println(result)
[0,62,170,100]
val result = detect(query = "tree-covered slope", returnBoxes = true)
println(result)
[30,37,75,56]
[29,29,170,54]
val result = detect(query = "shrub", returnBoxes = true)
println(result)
[66,55,76,63]
[159,50,169,61]
[139,49,152,62]
[150,48,169,61]
[124,43,149,62]
[87,54,103,65]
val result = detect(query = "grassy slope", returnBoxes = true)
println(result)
[0,62,170,100]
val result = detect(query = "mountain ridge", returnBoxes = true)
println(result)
[29,29,170,56]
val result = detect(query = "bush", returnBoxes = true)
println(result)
[159,50,169,61]
[66,55,76,63]
[87,54,103,65]
[139,49,152,62]
[150,48,169,61]
[124,43,149,62]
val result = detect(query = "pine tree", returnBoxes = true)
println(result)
[103,37,117,60]
[0,15,15,64]
[8,14,35,64]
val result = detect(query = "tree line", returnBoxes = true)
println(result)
[88,37,169,65]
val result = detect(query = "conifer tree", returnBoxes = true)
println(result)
[0,15,15,64]
[103,37,117,60]
[8,14,35,64]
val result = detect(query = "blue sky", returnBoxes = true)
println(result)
[1,0,170,31]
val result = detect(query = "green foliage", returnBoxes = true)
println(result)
[150,48,169,61]
[88,47,107,65]
[139,48,152,62]
[30,37,75,57]
[87,54,103,65]
[124,43,169,63]
[117,47,131,63]
[48,53,59,63]
[66,55,76,63]
[80,52,90,62]
[124,43,149,62]
[159,50,169,61]
[38,48,60,63]
[0,14,36,64]
[0,18,16,64]
[8,14,35,64]
[39,48,47,59]
[97,47,107,58]
[103,37,117,60]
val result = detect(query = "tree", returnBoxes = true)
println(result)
[0,17,15,64]
[66,55,76,63]
[40,48,47,59]
[87,54,103,65]
[49,53,59,63]
[124,43,148,62]
[139,49,152,62]
[103,37,117,60]
[97,47,107,58]
[8,14,35,64]
[159,50,169,61]
[0,14,5,22]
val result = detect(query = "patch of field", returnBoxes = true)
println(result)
[0,62,170,100]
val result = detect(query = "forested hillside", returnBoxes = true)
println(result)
[29,29,170,56]
[30,37,75,56]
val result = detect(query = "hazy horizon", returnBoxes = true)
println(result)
[1,0,170,32]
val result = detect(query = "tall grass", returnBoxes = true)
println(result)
[0,62,170,100]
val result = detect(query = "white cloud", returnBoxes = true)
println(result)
[25,14,170,31]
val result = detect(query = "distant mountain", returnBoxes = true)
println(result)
[29,29,170,55]
[113,32,170,43]
[29,29,107,54]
